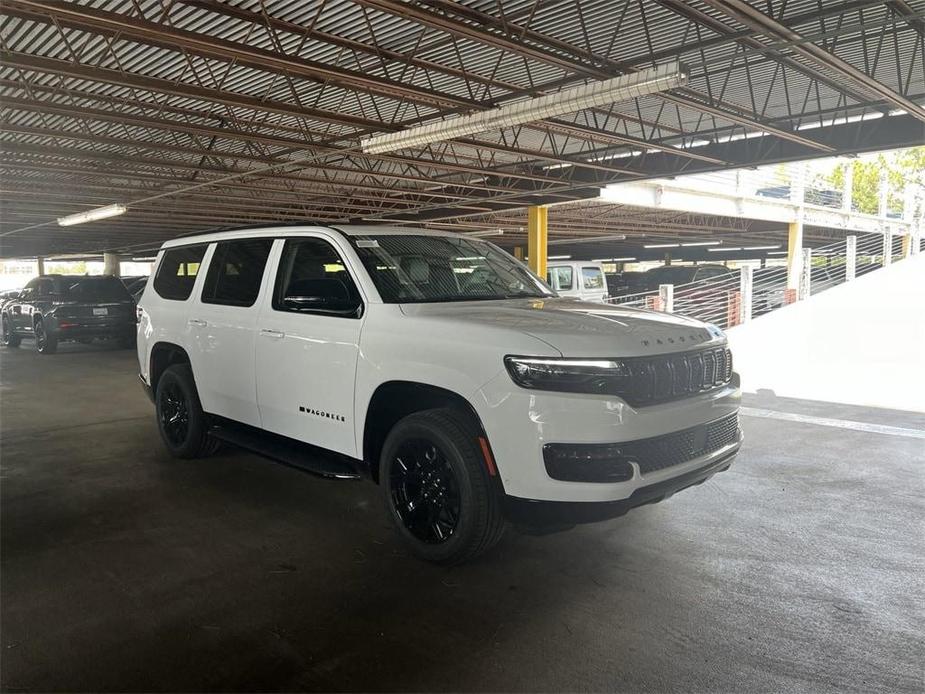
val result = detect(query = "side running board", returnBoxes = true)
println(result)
[209,420,362,480]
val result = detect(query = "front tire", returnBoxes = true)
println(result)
[1,315,20,348]
[380,408,505,565]
[155,364,220,458]
[34,319,57,354]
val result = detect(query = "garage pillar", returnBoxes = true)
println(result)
[36,256,45,276]
[514,246,524,261]
[738,266,753,323]
[527,206,548,277]
[786,219,803,290]
[800,247,812,300]
[103,252,121,277]
[882,228,892,266]
[901,234,912,259]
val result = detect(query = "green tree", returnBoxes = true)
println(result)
[821,146,925,215]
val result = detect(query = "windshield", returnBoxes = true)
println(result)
[55,277,132,301]
[349,234,553,303]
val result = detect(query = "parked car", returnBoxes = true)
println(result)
[638,264,735,293]
[756,185,843,209]
[1,275,137,354]
[605,271,646,297]
[545,261,608,303]
[137,226,741,564]
[0,288,23,307]
[123,276,148,302]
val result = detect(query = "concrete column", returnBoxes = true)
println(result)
[799,247,812,300]
[845,235,856,281]
[103,252,121,277]
[786,219,803,290]
[882,228,893,266]
[842,162,853,213]
[658,284,674,313]
[663,252,672,266]
[739,266,753,323]
[527,206,548,278]
[901,234,912,259]
[36,256,45,276]
[878,170,889,218]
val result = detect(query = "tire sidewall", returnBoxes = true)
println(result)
[34,319,56,354]
[2,314,19,347]
[380,415,487,563]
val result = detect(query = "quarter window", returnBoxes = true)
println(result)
[153,245,207,301]
[272,237,362,317]
[201,239,273,307]
[582,267,605,290]
[547,266,573,291]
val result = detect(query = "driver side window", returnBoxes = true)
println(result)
[272,238,363,318]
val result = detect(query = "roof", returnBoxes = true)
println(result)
[2,0,923,257]
[159,223,470,248]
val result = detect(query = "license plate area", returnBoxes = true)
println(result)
[92,307,108,316]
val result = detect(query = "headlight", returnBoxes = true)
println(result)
[503,356,631,395]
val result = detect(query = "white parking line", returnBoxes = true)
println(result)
[739,407,925,440]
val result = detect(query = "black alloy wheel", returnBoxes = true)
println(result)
[158,379,190,448]
[154,363,220,459]
[389,439,462,544]
[2,315,20,347]
[34,319,57,354]
[380,408,505,564]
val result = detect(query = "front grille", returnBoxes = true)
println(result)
[621,347,733,407]
[543,413,740,483]
[621,413,740,475]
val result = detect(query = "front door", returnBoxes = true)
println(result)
[255,235,365,457]
[187,238,274,427]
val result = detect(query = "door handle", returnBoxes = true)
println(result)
[188,318,207,327]
[259,329,285,339]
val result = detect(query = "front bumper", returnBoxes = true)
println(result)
[475,369,742,502]
[504,444,739,526]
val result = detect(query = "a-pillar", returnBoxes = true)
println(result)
[36,256,45,276]
[786,219,803,290]
[103,252,122,277]
[527,206,548,278]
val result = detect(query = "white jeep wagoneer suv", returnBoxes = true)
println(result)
[137,225,741,564]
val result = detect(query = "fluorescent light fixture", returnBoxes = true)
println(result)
[548,254,572,260]
[468,229,505,237]
[708,247,743,252]
[549,234,626,245]
[593,257,636,262]
[767,251,788,255]
[57,204,126,226]
[644,243,679,249]
[680,240,721,247]
[743,245,781,250]
[361,62,687,154]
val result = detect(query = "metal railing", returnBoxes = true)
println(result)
[606,230,920,329]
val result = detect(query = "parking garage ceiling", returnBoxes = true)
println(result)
[1,0,924,258]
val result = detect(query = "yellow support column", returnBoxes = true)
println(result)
[786,219,803,290]
[901,234,912,258]
[527,206,548,277]
[514,246,524,261]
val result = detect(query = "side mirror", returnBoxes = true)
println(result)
[282,295,362,317]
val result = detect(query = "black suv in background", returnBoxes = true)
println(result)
[1,275,136,354]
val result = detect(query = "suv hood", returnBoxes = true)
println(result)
[399,298,725,357]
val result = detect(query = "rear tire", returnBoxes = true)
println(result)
[380,408,505,565]
[34,319,57,354]
[155,364,220,458]
[1,315,20,348]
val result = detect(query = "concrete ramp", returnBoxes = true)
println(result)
[727,254,925,412]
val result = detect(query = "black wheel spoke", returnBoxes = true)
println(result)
[389,438,461,545]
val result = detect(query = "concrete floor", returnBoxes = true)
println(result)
[1,342,923,692]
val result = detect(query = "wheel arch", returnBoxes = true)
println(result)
[362,380,498,485]
[149,341,192,394]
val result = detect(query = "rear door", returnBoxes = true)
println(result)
[255,235,365,456]
[187,237,273,427]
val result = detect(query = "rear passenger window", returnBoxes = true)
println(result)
[153,245,207,301]
[201,239,273,307]
[582,267,605,290]
[547,266,573,291]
